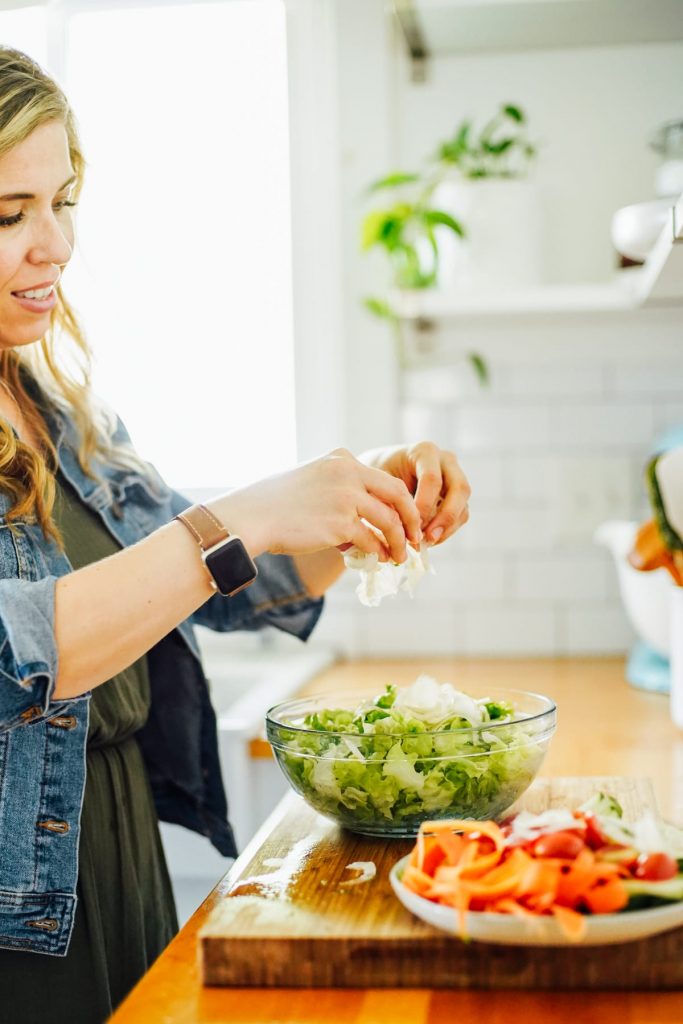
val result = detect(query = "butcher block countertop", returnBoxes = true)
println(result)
[110,657,683,1023]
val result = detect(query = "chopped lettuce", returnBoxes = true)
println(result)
[343,542,434,607]
[580,792,624,820]
[267,677,551,835]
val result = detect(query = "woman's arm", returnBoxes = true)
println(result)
[53,518,216,699]
[292,547,346,599]
[53,449,421,700]
[56,530,345,695]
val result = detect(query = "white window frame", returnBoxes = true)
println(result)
[282,0,346,458]
[33,0,346,464]
[0,0,347,465]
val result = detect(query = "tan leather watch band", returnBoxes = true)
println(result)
[175,504,229,551]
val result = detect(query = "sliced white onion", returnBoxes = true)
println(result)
[393,675,485,726]
[506,809,586,844]
[340,861,377,886]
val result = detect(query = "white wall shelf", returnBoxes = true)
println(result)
[392,195,683,320]
[393,0,683,60]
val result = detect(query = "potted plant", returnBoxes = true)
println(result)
[360,172,487,381]
[361,171,465,291]
[431,104,539,290]
[360,103,536,378]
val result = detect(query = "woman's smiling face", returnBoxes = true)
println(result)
[0,119,76,349]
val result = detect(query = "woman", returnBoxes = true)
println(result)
[0,48,470,1022]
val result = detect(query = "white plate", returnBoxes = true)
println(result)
[390,855,683,947]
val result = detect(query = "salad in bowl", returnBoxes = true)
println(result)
[265,675,556,837]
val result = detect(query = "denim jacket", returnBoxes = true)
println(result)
[0,401,322,956]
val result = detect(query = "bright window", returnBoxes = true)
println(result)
[2,1,297,491]
[0,5,47,67]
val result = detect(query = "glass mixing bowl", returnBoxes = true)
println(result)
[265,687,557,838]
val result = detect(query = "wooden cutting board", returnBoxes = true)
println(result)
[199,776,683,989]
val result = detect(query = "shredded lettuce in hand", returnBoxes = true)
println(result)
[267,676,548,834]
[343,542,434,606]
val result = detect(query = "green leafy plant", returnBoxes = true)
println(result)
[361,172,465,291]
[436,103,536,179]
[360,171,476,374]
[360,103,536,383]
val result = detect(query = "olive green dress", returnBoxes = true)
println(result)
[0,474,178,1024]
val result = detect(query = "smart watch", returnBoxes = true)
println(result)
[175,503,258,597]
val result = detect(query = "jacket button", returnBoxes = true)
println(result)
[37,819,70,834]
[26,918,59,932]
[49,715,77,730]
[111,501,124,519]
[20,706,42,723]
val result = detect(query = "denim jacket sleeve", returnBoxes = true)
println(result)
[169,489,324,640]
[0,575,61,732]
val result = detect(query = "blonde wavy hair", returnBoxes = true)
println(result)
[0,47,148,546]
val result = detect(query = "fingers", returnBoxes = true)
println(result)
[341,518,390,561]
[411,443,446,527]
[360,465,422,547]
[328,445,469,555]
[422,451,471,545]
[356,495,412,564]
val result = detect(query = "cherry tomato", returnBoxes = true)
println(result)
[632,852,678,881]
[583,813,609,850]
[532,830,586,859]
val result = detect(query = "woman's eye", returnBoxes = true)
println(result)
[0,212,23,228]
[0,200,76,227]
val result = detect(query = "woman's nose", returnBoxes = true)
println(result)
[27,211,74,269]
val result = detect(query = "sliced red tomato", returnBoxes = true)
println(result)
[632,851,678,881]
[583,813,610,850]
[532,830,585,860]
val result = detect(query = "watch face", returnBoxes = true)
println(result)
[204,537,258,596]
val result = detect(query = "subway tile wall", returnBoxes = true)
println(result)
[313,309,683,658]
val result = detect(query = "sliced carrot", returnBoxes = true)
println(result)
[436,830,467,866]
[452,840,481,874]
[524,890,557,913]
[582,880,629,915]
[419,819,505,850]
[551,903,587,941]
[400,864,433,896]
[460,848,531,900]
[461,873,525,902]
[422,842,448,875]
[554,848,597,905]
[404,810,653,935]
[517,858,561,902]
[432,865,466,887]
[457,847,505,879]
[411,834,448,874]
[492,898,538,920]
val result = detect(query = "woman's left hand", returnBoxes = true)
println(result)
[359,441,470,546]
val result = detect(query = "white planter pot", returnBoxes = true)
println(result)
[433,177,542,291]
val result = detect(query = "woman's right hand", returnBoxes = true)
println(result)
[209,448,423,564]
